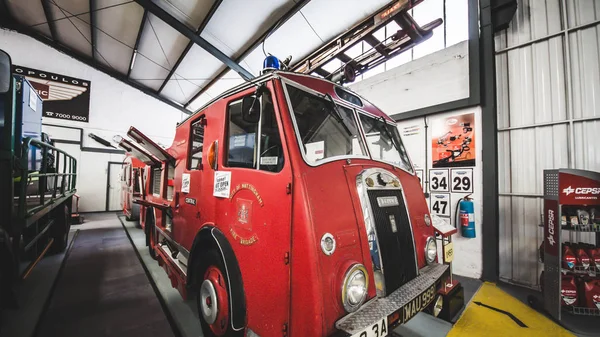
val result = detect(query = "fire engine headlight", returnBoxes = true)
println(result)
[425,237,437,264]
[341,264,368,313]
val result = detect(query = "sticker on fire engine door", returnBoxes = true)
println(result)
[213,171,231,198]
[430,193,451,218]
[181,173,190,193]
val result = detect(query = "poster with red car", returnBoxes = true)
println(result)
[431,113,475,168]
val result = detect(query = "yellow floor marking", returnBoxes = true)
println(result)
[447,282,574,337]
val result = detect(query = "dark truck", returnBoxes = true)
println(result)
[0,49,77,308]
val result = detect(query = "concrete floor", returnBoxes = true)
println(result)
[1,213,175,337]
[2,212,484,337]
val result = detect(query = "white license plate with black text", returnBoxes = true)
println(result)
[351,317,388,337]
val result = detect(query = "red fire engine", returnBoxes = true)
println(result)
[120,155,144,222]
[120,71,463,337]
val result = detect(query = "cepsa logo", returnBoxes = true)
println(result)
[563,185,600,199]
[547,209,556,246]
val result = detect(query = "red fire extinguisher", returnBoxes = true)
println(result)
[457,195,476,238]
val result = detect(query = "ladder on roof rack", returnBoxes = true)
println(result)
[290,0,443,84]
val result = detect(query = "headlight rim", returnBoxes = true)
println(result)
[341,263,368,313]
[425,236,437,264]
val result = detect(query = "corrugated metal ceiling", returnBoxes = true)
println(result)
[3,0,393,113]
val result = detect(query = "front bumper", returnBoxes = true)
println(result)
[335,263,449,335]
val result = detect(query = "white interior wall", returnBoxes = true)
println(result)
[495,0,600,288]
[1,28,185,212]
[349,40,470,116]
[350,42,483,278]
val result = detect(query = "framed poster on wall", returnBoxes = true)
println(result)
[431,113,475,168]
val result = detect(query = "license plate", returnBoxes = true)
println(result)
[351,317,388,337]
[400,284,436,324]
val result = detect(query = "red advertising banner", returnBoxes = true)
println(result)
[431,113,475,168]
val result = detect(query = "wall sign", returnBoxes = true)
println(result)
[12,65,91,122]
[450,168,473,193]
[430,193,451,217]
[431,112,475,168]
[429,169,449,192]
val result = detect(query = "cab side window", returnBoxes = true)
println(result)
[226,90,284,173]
[189,118,205,170]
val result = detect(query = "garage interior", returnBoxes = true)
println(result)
[0,0,599,336]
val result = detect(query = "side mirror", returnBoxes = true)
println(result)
[242,95,261,124]
[0,50,12,94]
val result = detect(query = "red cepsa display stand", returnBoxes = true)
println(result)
[543,169,600,321]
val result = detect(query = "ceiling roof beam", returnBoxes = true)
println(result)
[133,0,253,81]
[183,0,311,110]
[157,0,223,94]
[127,9,148,78]
[89,0,97,60]
[41,0,58,41]
[12,25,190,114]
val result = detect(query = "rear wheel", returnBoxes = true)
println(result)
[145,209,157,260]
[132,203,141,228]
[197,250,243,337]
[49,204,70,254]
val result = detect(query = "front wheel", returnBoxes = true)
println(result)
[197,250,243,337]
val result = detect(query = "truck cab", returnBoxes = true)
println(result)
[122,71,463,337]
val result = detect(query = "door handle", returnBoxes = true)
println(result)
[175,192,180,209]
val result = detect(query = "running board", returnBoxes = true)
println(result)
[158,242,188,276]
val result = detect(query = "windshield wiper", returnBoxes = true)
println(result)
[378,116,402,154]
[324,93,354,136]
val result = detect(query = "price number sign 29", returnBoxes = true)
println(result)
[450,168,473,193]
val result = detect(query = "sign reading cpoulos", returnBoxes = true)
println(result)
[12,65,91,123]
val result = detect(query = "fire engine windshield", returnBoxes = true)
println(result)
[285,84,367,164]
[359,113,413,173]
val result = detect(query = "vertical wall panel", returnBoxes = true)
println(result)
[497,132,511,193]
[496,53,510,129]
[566,0,600,28]
[574,121,600,171]
[507,0,562,48]
[498,196,513,280]
[569,27,600,119]
[496,0,598,288]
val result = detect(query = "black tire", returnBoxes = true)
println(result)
[132,203,141,228]
[196,249,243,337]
[145,209,157,260]
[49,204,70,254]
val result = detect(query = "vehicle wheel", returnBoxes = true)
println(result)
[49,205,70,254]
[197,250,243,337]
[132,203,141,228]
[146,209,157,260]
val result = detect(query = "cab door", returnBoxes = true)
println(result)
[214,82,293,336]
